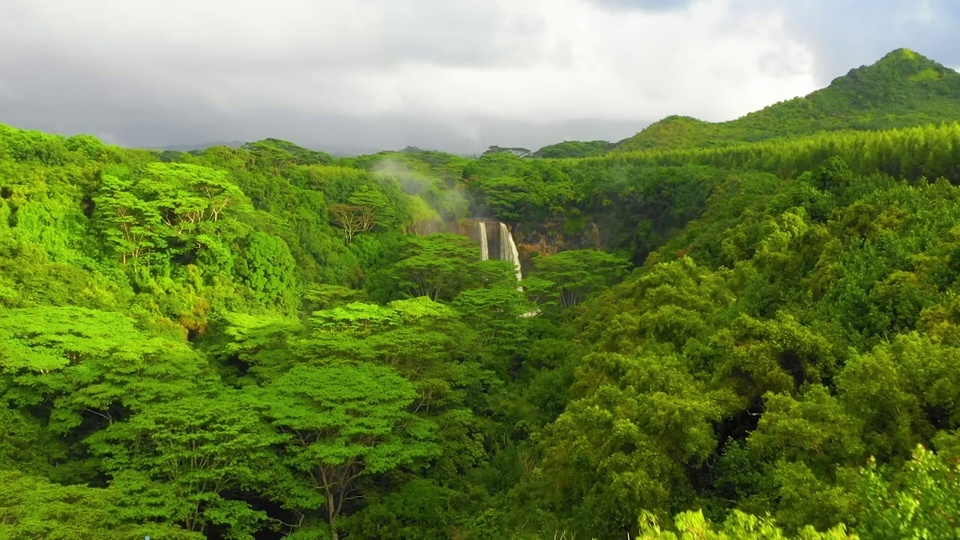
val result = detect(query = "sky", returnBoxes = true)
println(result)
[1,0,959,155]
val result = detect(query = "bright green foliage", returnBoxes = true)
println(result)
[711,313,838,399]
[303,297,483,411]
[0,307,136,376]
[257,363,438,539]
[0,409,55,474]
[0,306,207,435]
[590,123,960,187]
[637,509,855,539]
[0,469,182,540]
[577,256,735,351]
[346,479,460,540]
[463,153,576,223]
[838,334,960,461]
[301,295,505,527]
[748,387,864,472]
[452,286,533,358]
[234,231,301,311]
[212,311,304,382]
[856,445,960,540]
[0,125,77,166]
[93,162,248,266]
[241,138,334,172]
[88,391,282,538]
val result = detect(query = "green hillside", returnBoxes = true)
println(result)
[616,48,960,152]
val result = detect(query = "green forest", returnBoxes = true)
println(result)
[2,48,960,539]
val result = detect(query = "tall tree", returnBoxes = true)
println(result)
[87,390,282,538]
[257,363,438,540]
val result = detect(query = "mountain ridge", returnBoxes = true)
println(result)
[614,48,960,152]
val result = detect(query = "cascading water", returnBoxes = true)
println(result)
[499,222,523,283]
[465,218,536,314]
[479,221,489,261]
[464,218,523,283]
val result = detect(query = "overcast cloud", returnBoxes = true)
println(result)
[0,0,956,154]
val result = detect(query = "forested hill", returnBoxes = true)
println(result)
[615,48,960,152]
[532,140,616,158]
[4,48,960,539]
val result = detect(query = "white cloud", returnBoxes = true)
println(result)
[0,0,927,153]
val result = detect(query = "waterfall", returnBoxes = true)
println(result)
[479,221,489,261]
[499,222,523,283]
[465,218,523,284]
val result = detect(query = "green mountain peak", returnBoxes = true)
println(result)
[615,48,960,152]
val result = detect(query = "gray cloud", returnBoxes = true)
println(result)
[0,45,645,155]
[586,0,696,11]
[0,0,957,155]
[739,0,960,82]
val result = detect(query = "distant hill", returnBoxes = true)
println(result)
[153,139,382,158]
[532,140,615,158]
[154,140,244,152]
[241,138,335,165]
[615,48,960,152]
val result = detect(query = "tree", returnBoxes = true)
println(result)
[93,163,249,265]
[532,249,629,308]
[405,195,442,235]
[537,349,736,536]
[856,445,960,540]
[711,313,838,400]
[87,390,283,538]
[329,204,375,243]
[304,298,478,403]
[234,231,302,312]
[348,184,399,230]
[257,363,438,540]
[452,286,533,365]
[636,509,854,539]
[0,469,185,540]
[0,306,208,433]
[377,235,505,301]
[837,333,960,461]
[93,174,163,264]
[212,311,304,383]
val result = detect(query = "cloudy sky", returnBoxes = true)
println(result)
[1,0,958,155]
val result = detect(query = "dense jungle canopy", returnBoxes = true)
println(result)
[1,48,960,539]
